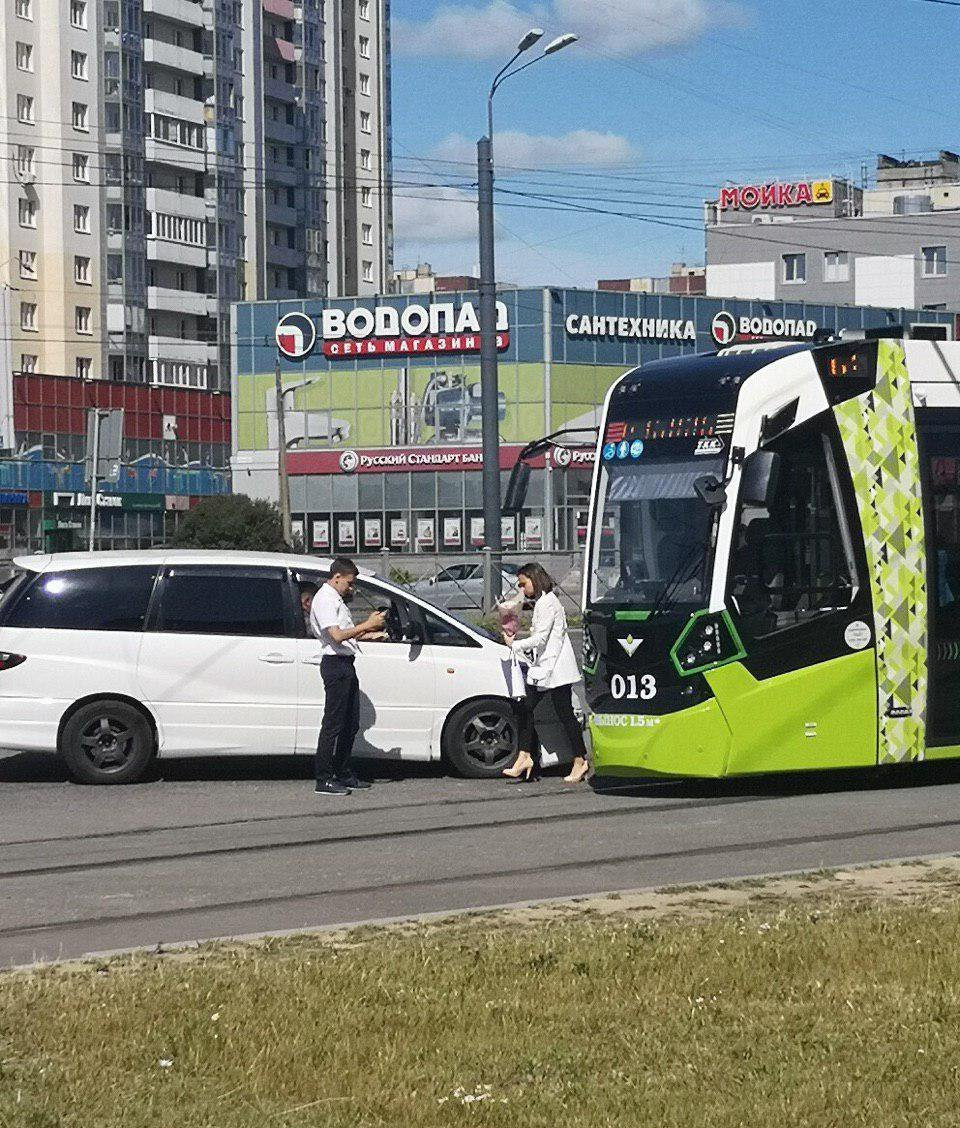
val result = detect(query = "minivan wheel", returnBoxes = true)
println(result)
[442,698,518,779]
[60,700,155,785]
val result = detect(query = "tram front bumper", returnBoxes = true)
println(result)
[589,698,732,779]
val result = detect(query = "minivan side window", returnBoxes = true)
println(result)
[153,567,288,637]
[4,567,158,631]
[423,608,481,648]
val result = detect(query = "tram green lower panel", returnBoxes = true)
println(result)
[590,699,732,778]
[591,650,878,778]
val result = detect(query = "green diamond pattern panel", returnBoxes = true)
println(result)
[833,340,927,764]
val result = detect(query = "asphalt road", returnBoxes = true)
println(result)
[4,749,960,968]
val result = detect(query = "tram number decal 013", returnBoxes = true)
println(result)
[610,673,657,700]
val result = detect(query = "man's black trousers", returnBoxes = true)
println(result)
[316,655,361,782]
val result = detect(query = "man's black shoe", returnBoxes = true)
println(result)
[315,778,351,796]
[337,773,371,790]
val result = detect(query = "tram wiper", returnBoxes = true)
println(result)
[648,544,707,619]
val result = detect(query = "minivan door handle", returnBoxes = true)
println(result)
[258,652,294,664]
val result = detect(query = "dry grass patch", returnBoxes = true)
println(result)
[3,860,960,1126]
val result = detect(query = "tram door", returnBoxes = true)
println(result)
[917,411,960,748]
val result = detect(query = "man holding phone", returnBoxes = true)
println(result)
[310,558,386,797]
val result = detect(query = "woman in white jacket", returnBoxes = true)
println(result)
[502,562,590,783]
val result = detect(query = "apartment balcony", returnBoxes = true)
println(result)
[147,286,213,317]
[265,202,298,227]
[267,37,298,64]
[144,137,207,172]
[146,237,208,268]
[145,88,206,125]
[266,245,304,268]
[143,0,205,27]
[148,336,218,366]
[146,187,207,221]
[263,119,300,146]
[144,38,207,76]
[264,77,299,103]
[263,0,296,17]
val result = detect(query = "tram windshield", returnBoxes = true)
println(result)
[589,456,723,609]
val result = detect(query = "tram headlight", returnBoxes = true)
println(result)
[670,611,745,677]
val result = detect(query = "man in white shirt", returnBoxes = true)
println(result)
[309,558,386,796]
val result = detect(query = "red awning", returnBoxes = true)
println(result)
[262,0,295,18]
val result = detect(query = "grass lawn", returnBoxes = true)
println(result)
[3,864,960,1126]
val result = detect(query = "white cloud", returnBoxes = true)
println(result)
[393,1,537,61]
[394,0,743,60]
[434,129,636,169]
[393,185,478,247]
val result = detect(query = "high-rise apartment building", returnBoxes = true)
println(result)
[0,0,391,415]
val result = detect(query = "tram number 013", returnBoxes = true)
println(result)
[610,673,657,700]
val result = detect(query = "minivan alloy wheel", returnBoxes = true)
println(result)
[79,714,136,772]
[462,711,515,767]
[60,698,156,785]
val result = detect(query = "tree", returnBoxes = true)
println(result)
[170,495,289,552]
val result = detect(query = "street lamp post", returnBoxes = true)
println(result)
[477,30,577,610]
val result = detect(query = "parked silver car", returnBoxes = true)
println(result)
[412,561,519,611]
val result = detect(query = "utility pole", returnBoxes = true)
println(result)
[477,131,501,607]
[275,359,293,548]
[88,409,102,552]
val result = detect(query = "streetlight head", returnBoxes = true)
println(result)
[517,27,544,52]
[543,32,578,54]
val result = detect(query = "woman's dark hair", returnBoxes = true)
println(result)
[517,562,554,598]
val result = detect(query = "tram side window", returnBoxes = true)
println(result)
[727,418,858,636]
[927,447,960,632]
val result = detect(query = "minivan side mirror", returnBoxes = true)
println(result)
[740,450,780,508]
[404,621,425,644]
[503,460,531,514]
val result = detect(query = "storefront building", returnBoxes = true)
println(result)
[2,374,231,556]
[231,288,953,555]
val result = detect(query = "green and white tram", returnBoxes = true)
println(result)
[579,336,960,779]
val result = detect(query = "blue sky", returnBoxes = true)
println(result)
[390,0,957,286]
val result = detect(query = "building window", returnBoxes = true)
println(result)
[74,256,91,285]
[15,0,32,19]
[359,35,371,58]
[362,260,373,283]
[20,354,37,373]
[74,204,91,233]
[18,199,37,228]
[361,223,373,245]
[20,302,37,332]
[923,245,947,277]
[18,250,37,280]
[15,42,33,72]
[361,186,372,207]
[823,251,849,283]
[359,72,370,96]
[104,1,119,30]
[15,146,35,176]
[360,148,372,170]
[107,254,123,283]
[75,357,92,379]
[359,0,370,17]
[72,102,88,131]
[75,306,92,335]
[106,204,123,232]
[70,0,87,29]
[71,51,88,80]
[72,153,90,182]
[360,110,371,133]
[782,252,806,283]
[16,95,34,125]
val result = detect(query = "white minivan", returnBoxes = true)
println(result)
[0,550,558,785]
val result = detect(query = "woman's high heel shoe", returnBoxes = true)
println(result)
[503,750,536,782]
[563,757,590,783]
